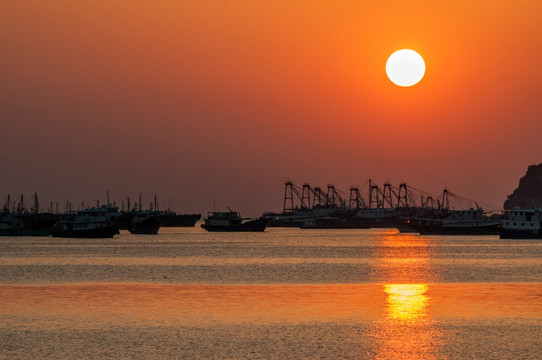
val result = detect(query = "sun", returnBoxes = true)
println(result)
[386,49,425,87]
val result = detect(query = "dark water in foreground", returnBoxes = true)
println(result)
[1,228,541,359]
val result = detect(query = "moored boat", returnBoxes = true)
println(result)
[0,213,60,236]
[201,210,270,232]
[129,211,160,234]
[0,193,59,236]
[410,208,501,235]
[156,211,201,227]
[500,208,542,239]
[50,206,120,238]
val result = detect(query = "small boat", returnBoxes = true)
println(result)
[50,206,120,238]
[500,208,542,239]
[201,210,270,232]
[129,211,160,234]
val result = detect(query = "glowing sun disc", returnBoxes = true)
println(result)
[386,49,425,87]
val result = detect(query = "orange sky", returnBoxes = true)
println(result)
[2,1,542,215]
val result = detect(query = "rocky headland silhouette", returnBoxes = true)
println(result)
[504,163,542,209]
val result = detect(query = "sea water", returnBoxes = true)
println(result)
[1,228,541,359]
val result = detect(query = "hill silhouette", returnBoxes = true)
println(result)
[504,163,542,209]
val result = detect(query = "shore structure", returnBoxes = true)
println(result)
[263,180,502,235]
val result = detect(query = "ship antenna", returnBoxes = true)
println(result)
[34,191,39,214]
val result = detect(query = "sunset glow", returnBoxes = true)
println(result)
[1,1,542,354]
[1,1,542,215]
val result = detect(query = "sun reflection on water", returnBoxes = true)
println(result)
[370,233,441,359]
[384,284,429,322]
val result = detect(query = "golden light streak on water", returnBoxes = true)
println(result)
[1,229,542,359]
[371,284,441,360]
[370,234,441,359]
[375,233,437,283]
[384,284,429,322]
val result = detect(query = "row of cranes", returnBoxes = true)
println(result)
[282,180,480,213]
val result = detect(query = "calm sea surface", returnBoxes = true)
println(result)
[1,228,541,359]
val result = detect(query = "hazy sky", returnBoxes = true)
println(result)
[2,1,542,216]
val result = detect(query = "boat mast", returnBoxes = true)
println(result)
[368,178,372,209]
[33,192,39,214]
[369,182,380,209]
[398,183,408,208]
[349,187,361,210]
[382,183,393,209]
[19,194,24,213]
[442,189,450,210]
[283,181,294,213]
[301,183,311,209]
[326,184,335,208]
